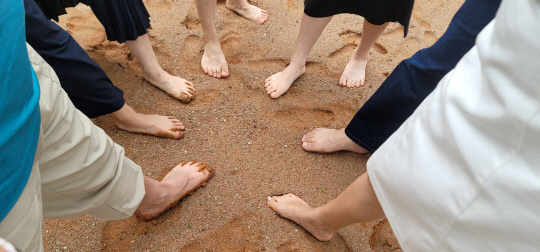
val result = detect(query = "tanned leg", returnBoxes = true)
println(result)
[268,173,383,241]
[111,103,185,139]
[125,34,196,103]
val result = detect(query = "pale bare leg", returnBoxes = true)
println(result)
[265,14,331,99]
[226,0,268,24]
[110,103,185,139]
[302,128,367,154]
[339,21,388,88]
[138,162,213,219]
[125,34,196,103]
[267,173,383,241]
[196,0,230,78]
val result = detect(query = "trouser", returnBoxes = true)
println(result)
[24,0,125,118]
[0,45,145,252]
[344,0,501,152]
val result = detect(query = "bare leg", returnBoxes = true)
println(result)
[125,34,196,102]
[196,0,229,79]
[110,103,185,139]
[265,14,331,99]
[339,21,388,87]
[268,173,383,241]
[226,0,268,24]
[302,128,367,154]
[137,162,214,220]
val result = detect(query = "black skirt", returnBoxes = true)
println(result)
[304,0,415,37]
[33,0,150,43]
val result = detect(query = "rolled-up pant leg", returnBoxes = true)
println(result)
[0,45,145,251]
[344,0,501,152]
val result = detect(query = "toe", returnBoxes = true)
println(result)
[222,65,230,78]
[270,91,281,99]
[302,141,311,151]
[172,131,184,139]
[266,85,277,94]
[339,76,347,86]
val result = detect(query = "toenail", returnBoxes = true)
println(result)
[267,196,272,202]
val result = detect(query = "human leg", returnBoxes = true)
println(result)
[24,0,189,139]
[344,0,500,152]
[137,162,214,220]
[28,45,213,221]
[268,172,383,241]
[302,0,501,153]
[111,104,185,139]
[0,162,43,251]
[301,128,367,154]
[225,0,268,24]
[125,34,196,103]
[24,0,124,118]
[264,14,331,99]
[339,20,388,87]
[195,0,230,78]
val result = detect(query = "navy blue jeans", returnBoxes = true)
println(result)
[25,0,125,118]
[345,0,501,152]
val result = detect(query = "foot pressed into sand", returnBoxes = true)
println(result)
[302,128,367,154]
[226,0,268,24]
[339,56,368,88]
[111,104,185,139]
[264,64,305,99]
[201,42,229,79]
[267,194,335,241]
[144,69,196,103]
[137,162,214,221]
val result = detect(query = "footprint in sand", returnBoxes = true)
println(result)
[338,30,362,45]
[145,0,174,10]
[269,107,336,129]
[181,6,201,30]
[285,0,303,14]
[369,219,401,252]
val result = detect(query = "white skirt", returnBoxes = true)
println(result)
[368,0,540,250]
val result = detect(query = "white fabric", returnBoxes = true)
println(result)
[367,0,540,250]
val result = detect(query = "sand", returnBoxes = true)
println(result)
[42,0,463,250]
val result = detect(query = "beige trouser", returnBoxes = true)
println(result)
[0,45,146,252]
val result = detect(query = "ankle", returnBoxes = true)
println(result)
[351,51,369,61]
[286,62,306,73]
[310,207,337,234]
[226,0,247,8]
[143,66,166,79]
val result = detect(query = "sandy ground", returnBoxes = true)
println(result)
[42,0,463,250]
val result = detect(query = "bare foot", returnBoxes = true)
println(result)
[111,104,185,139]
[138,162,214,220]
[267,194,334,241]
[226,0,268,24]
[302,128,367,154]
[144,69,196,103]
[339,56,367,88]
[201,42,229,79]
[264,64,305,99]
